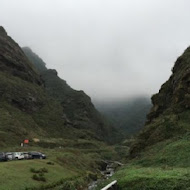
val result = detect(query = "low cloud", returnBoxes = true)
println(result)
[1,0,190,101]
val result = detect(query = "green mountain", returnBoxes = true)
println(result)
[94,97,151,136]
[130,47,190,157]
[22,47,120,143]
[0,26,119,146]
[106,47,190,190]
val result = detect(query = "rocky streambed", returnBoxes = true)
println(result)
[88,161,122,190]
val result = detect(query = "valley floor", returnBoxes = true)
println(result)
[96,135,190,190]
[1,135,189,190]
[0,139,125,190]
[0,159,75,190]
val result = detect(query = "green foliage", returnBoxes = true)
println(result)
[114,166,190,190]
[32,174,46,182]
[30,167,48,174]
[58,181,75,190]
[134,135,190,168]
[0,159,75,190]
[96,48,190,190]
[108,119,190,190]
[130,47,190,156]
[46,162,54,165]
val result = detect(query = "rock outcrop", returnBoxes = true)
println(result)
[0,27,41,85]
[22,47,120,143]
[0,26,119,146]
[130,47,190,157]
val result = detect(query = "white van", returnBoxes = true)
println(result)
[13,152,24,160]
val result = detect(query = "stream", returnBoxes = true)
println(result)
[87,161,122,190]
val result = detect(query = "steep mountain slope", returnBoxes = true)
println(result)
[0,26,119,146]
[130,47,190,157]
[0,27,42,85]
[22,47,120,143]
[100,47,190,190]
[0,26,53,146]
[95,97,151,136]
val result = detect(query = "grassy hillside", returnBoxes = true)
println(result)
[0,26,120,145]
[130,47,190,157]
[0,159,75,190]
[0,26,123,189]
[97,133,190,190]
[0,140,121,190]
[111,165,190,190]
[96,47,190,190]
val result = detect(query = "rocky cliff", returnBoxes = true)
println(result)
[23,47,120,143]
[130,47,190,157]
[0,26,119,146]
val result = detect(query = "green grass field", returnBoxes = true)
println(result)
[0,159,75,190]
[96,165,190,190]
[96,134,190,190]
[113,165,190,190]
[0,139,124,190]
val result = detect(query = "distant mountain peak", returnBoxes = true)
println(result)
[0,26,120,145]
[22,46,47,73]
[0,26,7,35]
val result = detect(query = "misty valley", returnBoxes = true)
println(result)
[0,25,189,190]
[0,1,190,190]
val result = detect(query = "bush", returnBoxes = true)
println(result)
[59,181,75,190]
[32,174,46,182]
[30,167,48,174]
[47,161,54,165]
[40,168,48,173]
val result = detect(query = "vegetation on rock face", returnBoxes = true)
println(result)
[0,27,41,85]
[22,47,121,143]
[2,25,190,190]
[0,26,120,146]
[22,47,47,73]
[0,26,124,190]
[130,47,190,157]
[105,47,190,190]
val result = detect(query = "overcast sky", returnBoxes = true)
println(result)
[1,0,190,101]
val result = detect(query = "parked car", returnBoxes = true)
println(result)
[13,152,25,160]
[23,152,30,159]
[0,152,7,162]
[28,152,46,159]
[5,152,13,161]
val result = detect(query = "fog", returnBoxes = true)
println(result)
[1,0,190,101]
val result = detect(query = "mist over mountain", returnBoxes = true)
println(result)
[130,46,190,158]
[112,46,190,190]
[1,1,190,189]
[94,97,152,136]
[22,46,120,143]
[2,1,190,101]
[0,26,120,146]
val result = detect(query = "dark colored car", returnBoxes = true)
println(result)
[0,152,8,162]
[28,152,46,159]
